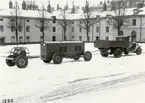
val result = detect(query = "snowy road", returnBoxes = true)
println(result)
[0,43,145,103]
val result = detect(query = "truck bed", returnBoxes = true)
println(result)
[94,40,130,49]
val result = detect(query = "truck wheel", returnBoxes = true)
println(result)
[53,54,63,64]
[6,55,15,67]
[100,51,108,57]
[124,51,129,55]
[43,59,51,63]
[16,55,28,68]
[136,47,142,55]
[114,48,122,58]
[83,51,92,61]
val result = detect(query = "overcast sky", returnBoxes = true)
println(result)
[0,0,103,9]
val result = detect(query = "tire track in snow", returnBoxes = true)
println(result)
[39,72,145,103]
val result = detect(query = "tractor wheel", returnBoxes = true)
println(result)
[136,47,142,55]
[100,51,108,57]
[83,51,92,61]
[6,55,15,67]
[43,59,51,63]
[53,53,63,64]
[16,55,28,68]
[124,51,129,55]
[114,48,122,58]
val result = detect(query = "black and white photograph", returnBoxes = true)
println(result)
[0,0,145,103]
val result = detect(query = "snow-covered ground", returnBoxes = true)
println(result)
[0,43,145,103]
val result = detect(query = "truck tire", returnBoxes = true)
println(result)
[53,53,63,64]
[136,47,142,55]
[114,48,122,58]
[16,55,28,68]
[83,51,92,61]
[43,59,51,63]
[100,51,108,57]
[6,55,15,67]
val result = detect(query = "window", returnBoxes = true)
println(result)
[106,36,109,40]
[72,21,74,24]
[19,36,23,42]
[26,26,30,32]
[11,36,15,43]
[52,20,56,23]
[52,27,56,32]
[26,36,30,42]
[106,26,109,33]
[11,26,15,32]
[19,26,22,32]
[72,36,74,38]
[96,36,99,40]
[26,20,30,22]
[79,27,82,32]
[52,36,56,41]
[119,31,123,36]
[132,19,136,26]
[79,36,82,41]
[80,21,82,24]
[72,27,74,32]
[0,25,4,32]
[96,27,99,33]
[88,36,90,41]
[0,19,3,21]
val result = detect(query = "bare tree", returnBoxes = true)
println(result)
[106,0,128,36]
[78,0,99,41]
[8,1,23,45]
[35,5,50,42]
[57,8,70,41]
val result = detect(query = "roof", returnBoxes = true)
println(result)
[0,7,145,20]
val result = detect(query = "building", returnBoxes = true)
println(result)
[0,1,145,44]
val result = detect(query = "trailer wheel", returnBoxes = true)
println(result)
[83,51,92,61]
[136,47,142,55]
[53,53,63,64]
[43,59,51,63]
[100,51,108,57]
[114,48,122,58]
[16,55,28,68]
[6,55,15,67]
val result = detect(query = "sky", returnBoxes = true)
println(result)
[0,0,103,9]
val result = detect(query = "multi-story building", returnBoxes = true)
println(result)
[0,1,145,44]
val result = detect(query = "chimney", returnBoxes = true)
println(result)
[9,1,13,9]
[22,0,27,10]
[137,2,144,8]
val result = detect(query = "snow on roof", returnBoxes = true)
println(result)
[0,8,52,19]
[0,7,145,20]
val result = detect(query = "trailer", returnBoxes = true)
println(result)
[41,41,92,64]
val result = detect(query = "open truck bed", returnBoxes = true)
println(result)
[94,40,130,49]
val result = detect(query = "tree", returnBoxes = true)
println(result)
[78,0,99,41]
[106,0,128,36]
[57,8,70,41]
[103,1,107,11]
[8,1,23,45]
[35,5,51,42]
